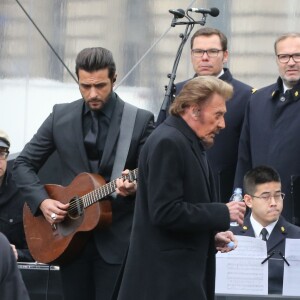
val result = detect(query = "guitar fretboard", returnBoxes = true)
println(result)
[81,169,138,208]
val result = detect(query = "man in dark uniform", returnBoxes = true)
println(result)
[0,129,33,262]
[231,165,300,294]
[13,47,154,300]
[235,32,300,224]
[157,27,253,203]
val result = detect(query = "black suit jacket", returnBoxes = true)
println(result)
[115,115,230,300]
[157,68,252,202]
[230,214,300,294]
[13,93,154,264]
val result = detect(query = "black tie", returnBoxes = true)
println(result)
[261,228,268,241]
[84,111,99,171]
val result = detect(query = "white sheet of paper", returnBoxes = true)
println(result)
[215,235,268,295]
[282,238,300,296]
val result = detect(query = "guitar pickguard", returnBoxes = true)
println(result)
[57,213,84,237]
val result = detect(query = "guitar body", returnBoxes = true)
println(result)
[23,172,112,265]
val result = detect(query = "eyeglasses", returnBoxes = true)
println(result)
[250,192,285,203]
[191,49,223,58]
[0,151,9,160]
[277,53,300,63]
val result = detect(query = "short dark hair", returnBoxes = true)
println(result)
[75,47,116,81]
[243,165,281,195]
[190,27,228,51]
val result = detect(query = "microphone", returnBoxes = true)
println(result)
[187,7,219,17]
[169,8,185,19]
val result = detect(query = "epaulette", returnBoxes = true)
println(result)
[281,226,286,234]
[242,225,248,232]
[271,89,280,98]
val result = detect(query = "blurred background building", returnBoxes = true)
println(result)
[1,0,300,153]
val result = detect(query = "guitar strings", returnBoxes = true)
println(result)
[66,169,138,214]
[66,179,121,213]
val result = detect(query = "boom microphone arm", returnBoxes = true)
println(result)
[157,8,219,124]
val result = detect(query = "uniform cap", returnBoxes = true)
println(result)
[0,129,10,149]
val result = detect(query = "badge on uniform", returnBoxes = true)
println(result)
[280,95,286,102]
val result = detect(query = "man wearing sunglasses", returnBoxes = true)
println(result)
[231,165,300,294]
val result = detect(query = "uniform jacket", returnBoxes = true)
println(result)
[230,214,300,294]
[234,77,300,222]
[157,68,252,202]
[0,167,33,262]
[13,93,154,264]
[115,115,230,300]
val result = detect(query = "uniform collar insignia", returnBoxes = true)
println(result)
[281,226,286,233]
[271,90,281,98]
[242,225,248,232]
[286,89,300,102]
[252,88,257,94]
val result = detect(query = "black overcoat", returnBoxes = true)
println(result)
[115,115,230,300]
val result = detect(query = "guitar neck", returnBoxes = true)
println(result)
[81,169,138,208]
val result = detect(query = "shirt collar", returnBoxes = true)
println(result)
[250,213,278,238]
[217,69,225,78]
[282,82,291,93]
[272,77,300,96]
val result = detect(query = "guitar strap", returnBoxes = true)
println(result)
[110,102,138,198]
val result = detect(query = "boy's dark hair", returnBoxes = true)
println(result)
[243,165,281,195]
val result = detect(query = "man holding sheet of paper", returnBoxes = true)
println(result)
[230,165,300,294]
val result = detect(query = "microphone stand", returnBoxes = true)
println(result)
[156,12,209,125]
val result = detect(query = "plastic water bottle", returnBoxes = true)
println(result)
[229,187,243,226]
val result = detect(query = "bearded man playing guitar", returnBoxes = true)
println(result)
[13,47,154,300]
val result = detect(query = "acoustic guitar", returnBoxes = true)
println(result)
[23,169,138,265]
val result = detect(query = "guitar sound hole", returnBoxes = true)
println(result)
[68,197,84,220]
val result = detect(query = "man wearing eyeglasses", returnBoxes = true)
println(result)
[235,32,300,225]
[157,27,253,204]
[231,165,300,294]
[0,129,33,262]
